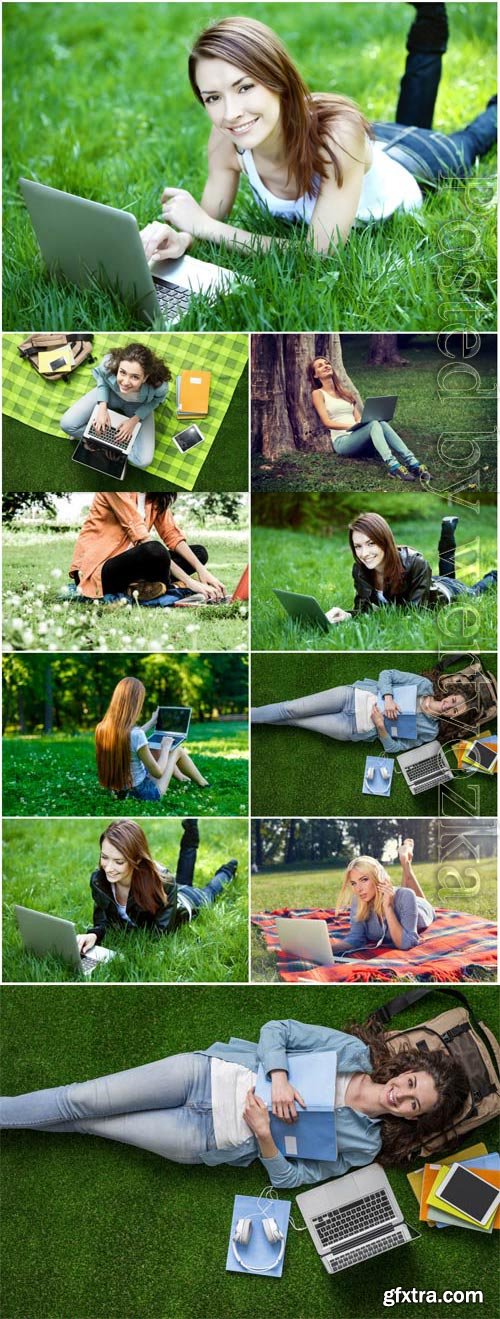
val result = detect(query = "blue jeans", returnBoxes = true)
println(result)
[333,420,418,466]
[251,686,357,740]
[179,863,236,915]
[373,100,497,185]
[60,386,156,469]
[396,3,449,129]
[127,774,161,803]
[0,1052,217,1163]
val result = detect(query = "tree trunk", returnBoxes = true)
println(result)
[44,662,53,735]
[367,334,409,367]
[251,334,361,458]
[253,820,263,869]
[285,819,297,865]
[17,690,26,735]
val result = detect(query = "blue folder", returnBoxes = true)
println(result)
[226,1195,291,1276]
[255,1050,337,1161]
[377,684,417,739]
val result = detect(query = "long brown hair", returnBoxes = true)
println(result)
[95,678,146,791]
[188,17,372,197]
[98,820,170,914]
[348,1020,470,1166]
[307,359,357,404]
[349,512,405,595]
[105,343,171,388]
[423,665,484,745]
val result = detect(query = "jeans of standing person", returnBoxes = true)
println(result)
[60,387,156,469]
[333,420,419,467]
[396,2,449,129]
[373,98,497,185]
[436,518,498,599]
[0,1052,220,1163]
[251,686,358,740]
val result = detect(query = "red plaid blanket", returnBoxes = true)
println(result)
[251,908,497,983]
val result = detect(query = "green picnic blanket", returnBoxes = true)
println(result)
[2,333,247,490]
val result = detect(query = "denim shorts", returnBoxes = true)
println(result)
[128,774,161,803]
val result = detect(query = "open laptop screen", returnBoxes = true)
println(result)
[156,707,191,735]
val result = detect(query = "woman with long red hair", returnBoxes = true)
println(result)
[308,357,430,483]
[95,677,208,804]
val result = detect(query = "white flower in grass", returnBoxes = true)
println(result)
[55,627,64,638]
[9,595,21,607]
[147,639,162,651]
[135,637,146,648]
[36,584,47,593]
[52,605,62,614]
[50,568,63,579]
[120,635,132,647]
[38,622,48,636]
[186,624,200,635]
[22,628,34,646]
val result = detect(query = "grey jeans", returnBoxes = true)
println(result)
[0,1052,216,1162]
[251,685,358,740]
[60,387,156,470]
[333,421,418,466]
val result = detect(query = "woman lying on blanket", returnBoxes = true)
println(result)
[1,1017,469,1188]
[141,11,496,261]
[60,342,171,471]
[95,677,209,804]
[68,491,225,603]
[325,513,497,622]
[331,839,435,954]
[77,818,237,955]
[251,666,481,756]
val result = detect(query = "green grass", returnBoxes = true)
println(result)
[1,984,500,1319]
[2,527,249,653]
[2,723,249,818]
[2,363,249,493]
[2,818,248,983]
[3,3,496,332]
[250,858,498,982]
[251,499,497,651]
[251,652,497,818]
[252,338,498,491]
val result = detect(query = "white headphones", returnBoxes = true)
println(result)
[232,1214,285,1272]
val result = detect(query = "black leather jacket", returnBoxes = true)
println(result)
[88,866,188,944]
[352,545,439,613]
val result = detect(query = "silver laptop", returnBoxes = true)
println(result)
[351,395,398,430]
[296,1164,419,1275]
[148,705,192,749]
[397,740,454,795]
[14,905,117,977]
[275,917,337,966]
[273,589,331,633]
[19,178,241,325]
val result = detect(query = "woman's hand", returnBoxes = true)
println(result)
[326,606,351,624]
[161,187,213,239]
[77,933,97,955]
[94,402,111,434]
[399,837,414,866]
[193,580,223,603]
[140,221,191,263]
[384,695,400,721]
[243,1089,272,1140]
[198,569,226,599]
[270,1070,306,1123]
[370,705,386,732]
[116,416,140,443]
[378,879,395,913]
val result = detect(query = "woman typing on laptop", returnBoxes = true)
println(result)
[1,1016,469,1189]
[60,342,171,471]
[308,359,431,483]
[76,819,237,955]
[330,840,436,955]
[95,676,209,803]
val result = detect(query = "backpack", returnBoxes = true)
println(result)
[369,987,500,1160]
[433,652,497,728]
[18,333,95,382]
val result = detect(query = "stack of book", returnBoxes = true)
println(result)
[175,369,211,418]
[407,1142,500,1234]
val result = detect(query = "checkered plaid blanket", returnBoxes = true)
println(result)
[251,908,498,983]
[2,332,247,490]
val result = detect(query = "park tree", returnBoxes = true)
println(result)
[2,494,62,523]
[251,334,360,459]
[367,334,409,367]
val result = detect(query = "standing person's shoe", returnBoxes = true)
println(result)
[127,579,167,602]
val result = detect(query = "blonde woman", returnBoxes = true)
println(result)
[331,839,435,953]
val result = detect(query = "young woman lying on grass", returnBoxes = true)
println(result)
[95,677,208,804]
[142,14,497,261]
[331,839,435,954]
[326,513,497,623]
[309,358,431,484]
[68,491,225,604]
[60,342,171,471]
[77,818,237,955]
[0,1016,469,1187]
[251,666,482,755]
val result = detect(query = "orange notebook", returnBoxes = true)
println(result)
[176,370,211,417]
[420,1163,500,1228]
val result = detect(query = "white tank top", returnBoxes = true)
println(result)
[239,139,422,224]
[320,392,356,429]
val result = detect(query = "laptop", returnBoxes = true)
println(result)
[71,403,142,480]
[14,905,117,977]
[148,705,191,749]
[273,589,332,633]
[19,178,241,326]
[296,1164,420,1275]
[350,395,398,431]
[397,740,454,794]
[275,916,339,966]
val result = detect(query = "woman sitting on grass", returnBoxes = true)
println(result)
[60,342,171,471]
[0,1017,470,1188]
[331,839,435,955]
[77,818,237,955]
[95,677,208,804]
[68,491,225,604]
[251,666,481,755]
[309,358,431,484]
[326,512,497,622]
[142,15,496,261]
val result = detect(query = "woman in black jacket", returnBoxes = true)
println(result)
[77,818,237,953]
[326,513,496,623]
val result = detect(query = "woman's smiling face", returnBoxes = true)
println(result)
[195,57,281,147]
[116,359,147,394]
[349,865,378,904]
[351,530,386,573]
[100,841,132,885]
[381,1070,439,1119]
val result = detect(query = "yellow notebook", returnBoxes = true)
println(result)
[426,1164,499,1230]
[407,1141,487,1222]
[37,345,74,374]
[176,370,211,417]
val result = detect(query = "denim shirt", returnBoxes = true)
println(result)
[92,358,169,421]
[353,668,439,753]
[335,887,435,954]
[199,1021,382,1188]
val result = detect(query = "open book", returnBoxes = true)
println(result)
[255,1050,337,1160]
[377,684,417,739]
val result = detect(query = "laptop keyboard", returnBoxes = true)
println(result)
[152,278,192,317]
[324,1228,408,1273]
[81,954,101,972]
[405,753,449,783]
[313,1189,393,1246]
[86,422,131,451]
